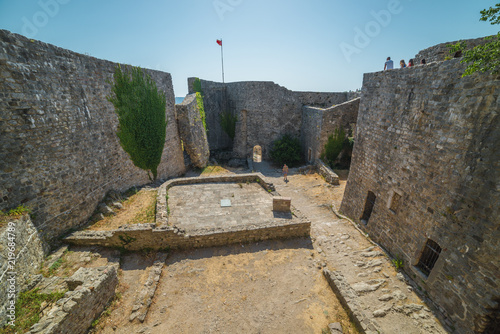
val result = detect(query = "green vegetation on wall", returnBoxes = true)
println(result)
[449,3,500,76]
[107,65,167,181]
[219,110,237,140]
[321,127,346,166]
[321,127,354,169]
[192,78,207,131]
[269,134,303,166]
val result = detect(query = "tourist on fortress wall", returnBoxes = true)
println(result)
[408,59,414,67]
[384,57,394,70]
[283,164,289,182]
[400,60,406,68]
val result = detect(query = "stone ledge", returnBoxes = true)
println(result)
[129,252,168,323]
[28,266,118,334]
[64,219,311,251]
[315,159,339,185]
[323,269,379,334]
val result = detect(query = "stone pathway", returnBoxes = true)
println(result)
[253,161,449,334]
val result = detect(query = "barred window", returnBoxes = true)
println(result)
[417,239,442,277]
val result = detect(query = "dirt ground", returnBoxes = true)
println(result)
[81,170,358,334]
[289,169,348,211]
[92,240,357,334]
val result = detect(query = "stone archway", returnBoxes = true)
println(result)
[253,145,262,162]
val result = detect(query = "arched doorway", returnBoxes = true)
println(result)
[253,145,262,162]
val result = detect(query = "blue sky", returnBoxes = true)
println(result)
[0,0,498,97]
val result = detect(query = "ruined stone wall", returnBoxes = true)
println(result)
[28,266,118,334]
[413,35,494,65]
[340,58,499,333]
[176,93,209,168]
[301,98,359,163]
[300,106,323,163]
[293,91,350,108]
[229,81,303,159]
[188,78,359,160]
[187,78,230,150]
[0,30,185,245]
[0,215,45,325]
[189,79,303,158]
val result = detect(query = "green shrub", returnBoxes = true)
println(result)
[192,77,203,95]
[107,65,167,181]
[269,134,302,166]
[219,110,237,140]
[192,78,207,131]
[321,127,346,166]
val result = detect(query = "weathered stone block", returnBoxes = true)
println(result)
[28,266,118,334]
[273,197,291,212]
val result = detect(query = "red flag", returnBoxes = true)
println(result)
[216,39,222,46]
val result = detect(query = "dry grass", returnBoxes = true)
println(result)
[86,189,157,231]
[200,165,231,176]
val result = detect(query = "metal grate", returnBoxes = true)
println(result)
[417,239,442,277]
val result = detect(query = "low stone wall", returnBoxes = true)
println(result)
[176,93,209,168]
[323,269,378,334]
[315,159,340,185]
[0,215,44,325]
[64,220,310,251]
[66,173,309,250]
[28,266,118,334]
[156,173,275,226]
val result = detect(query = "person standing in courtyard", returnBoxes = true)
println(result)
[384,57,393,70]
[283,164,289,182]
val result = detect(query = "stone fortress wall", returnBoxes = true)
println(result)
[413,35,494,65]
[1,28,499,334]
[0,30,186,246]
[301,98,360,163]
[340,55,499,333]
[187,77,359,161]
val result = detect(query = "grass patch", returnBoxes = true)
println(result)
[200,165,230,176]
[0,205,32,227]
[130,195,157,225]
[40,250,75,278]
[2,288,66,334]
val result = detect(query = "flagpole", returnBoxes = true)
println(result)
[220,39,225,83]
